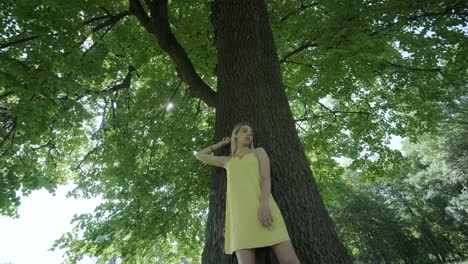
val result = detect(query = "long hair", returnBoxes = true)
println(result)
[230,122,255,157]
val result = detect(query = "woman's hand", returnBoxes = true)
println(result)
[258,204,273,229]
[217,136,231,147]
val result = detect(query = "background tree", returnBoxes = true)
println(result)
[1,0,467,263]
[322,97,468,263]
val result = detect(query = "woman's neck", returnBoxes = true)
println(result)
[235,146,251,155]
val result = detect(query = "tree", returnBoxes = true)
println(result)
[1,0,466,263]
[323,178,409,263]
[319,98,468,264]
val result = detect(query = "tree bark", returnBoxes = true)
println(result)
[129,0,218,107]
[202,0,354,263]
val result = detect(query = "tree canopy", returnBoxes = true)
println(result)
[1,0,467,263]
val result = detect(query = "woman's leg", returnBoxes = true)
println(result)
[271,240,300,264]
[235,248,256,264]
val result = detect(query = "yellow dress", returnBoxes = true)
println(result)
[224,152,290,254]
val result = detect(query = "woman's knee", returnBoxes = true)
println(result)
[280,257,300,264]
[235,248,256,264]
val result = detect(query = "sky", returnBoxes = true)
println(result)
[0,183,102,264]
[0,136,404,264]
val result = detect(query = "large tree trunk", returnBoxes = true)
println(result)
[202,0,354,263]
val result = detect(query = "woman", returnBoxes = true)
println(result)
[195,122,300,264]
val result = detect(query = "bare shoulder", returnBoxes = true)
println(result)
[254,147,265,153]
[254,147,269,159]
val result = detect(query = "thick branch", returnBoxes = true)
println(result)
[129,0,155,33]
[128,0,217,108]
[0,35,40,50]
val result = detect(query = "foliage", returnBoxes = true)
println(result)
[323,98,468,263]
[1,0,466,262]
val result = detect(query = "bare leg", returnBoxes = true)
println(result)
[271,240,300,264]
[236,248,256,264]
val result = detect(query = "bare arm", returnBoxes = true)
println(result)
[257,147,274,229]
[257,147,271,206]
[194,137,231,168]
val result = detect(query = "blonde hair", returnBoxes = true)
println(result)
[230,122,255,157]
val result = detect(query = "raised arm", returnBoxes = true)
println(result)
[194,137,231,168]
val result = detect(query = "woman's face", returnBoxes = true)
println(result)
[237,125,253,145]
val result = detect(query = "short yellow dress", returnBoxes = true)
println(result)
[224,152,290,254]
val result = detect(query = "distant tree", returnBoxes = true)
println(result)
[324,98,468,263]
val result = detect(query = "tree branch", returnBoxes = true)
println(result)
[83,14,110,26]
[279,42,317,63]
[70,66,136,100]
[102,66,136,93]
[369,7,468,36]
[0,35,40,50]
[82,9,130,41]
[318,102,337,130]
[280,2,320,22]
[72,146,99,172]
[439,119,468,127]
[281,60,318,71]
[409,9,468,21]
[334,110,371,115]
[160,80,182,122]
[91,11,131,33]
[0,117,17,157]
[128,0,217,108]
[317,102,371,130]
[0,91,14,100]
[382,59,441,73]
